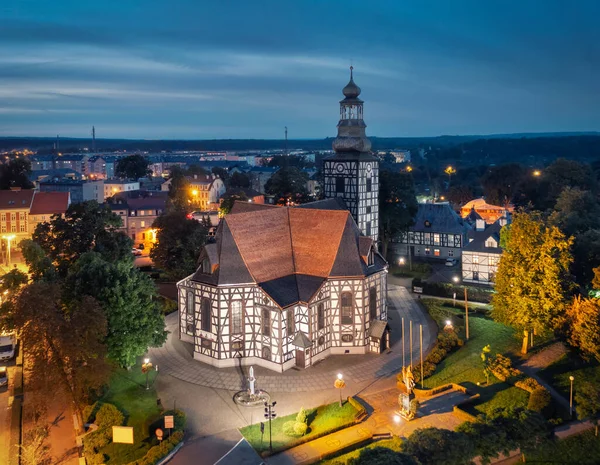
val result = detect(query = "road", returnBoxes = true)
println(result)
[0,363,15,465]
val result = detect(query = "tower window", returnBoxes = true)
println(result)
[369,287,377,320]
[201,297,211,332]
[366,221,371,237]
[366,178,372,192]
[336,177,345,193]
[317,303,325,330]
[287,308,294,335]
[262,307,271,337]
[231,301,243,334]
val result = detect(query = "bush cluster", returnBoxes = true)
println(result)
[83,403,125,465]
[412,278,494,303]
[126,431,184,465]
[488,355,543,392]
[282,407,309,438]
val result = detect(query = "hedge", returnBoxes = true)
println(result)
[412,278,494,303]
[347,397,367,419]
[488,354,543,393]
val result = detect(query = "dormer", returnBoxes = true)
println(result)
[198,243,219,275]
[358,236,374,267]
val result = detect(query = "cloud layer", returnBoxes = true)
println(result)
[1,0,599,139]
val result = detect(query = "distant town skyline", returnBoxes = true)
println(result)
[1,1,599,139]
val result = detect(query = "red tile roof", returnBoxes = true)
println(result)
[0,190,35,210]
[30,192,70,215]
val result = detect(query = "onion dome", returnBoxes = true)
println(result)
[342,66,361,99]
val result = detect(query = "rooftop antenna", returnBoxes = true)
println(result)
[92,126,96,152]
[56,134,60,151]
[284,126,288,156]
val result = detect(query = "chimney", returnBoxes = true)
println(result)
[476,219,485,231]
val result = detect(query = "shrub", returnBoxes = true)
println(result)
[515,377,542,393]
[296,407,307,425]
[528,388,553,417]
[347,397,366,417]
[293,422,308,436]
[282,421,304,437]
[95,403,124,429]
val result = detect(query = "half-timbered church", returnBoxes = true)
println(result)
[177,69,390,372]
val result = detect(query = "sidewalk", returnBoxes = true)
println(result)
[46,402,79,465]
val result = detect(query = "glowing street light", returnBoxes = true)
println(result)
[569,375,575,417]
[444,165,456,183]
[452,276,459,283]
[533,170,541,177]
[406,166,413,173]
[2,234,16,266]
[334,373,346,408]
[142,357,153,390]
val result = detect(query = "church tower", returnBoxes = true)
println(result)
[323,67,379,243]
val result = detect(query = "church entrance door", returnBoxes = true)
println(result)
[295,349,305,368]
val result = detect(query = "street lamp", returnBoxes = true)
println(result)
[334,373,346,408]
[406,166,413,173]
[533,170,541,177]
[142,357,153,390]
[452,276,469,340]
[264,401,277,453]
[569,375,575,417]
[444,165,456,184]
[2,234,16,266]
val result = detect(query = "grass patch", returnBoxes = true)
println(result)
[421,299,520,389]
[317,437,403,465]
[389,263,432,280]
[95,361,161,464]
[465,385,530,417]
[524,430,600,464]
[537,352,600,401]
[241,401,359,455]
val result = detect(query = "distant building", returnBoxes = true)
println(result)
[39,179,104,204]
[29,192,71,234]
[104,180,140,200]
[399,203,472,260]
[29,169,81,188]
[247,166,278,193]
[161,174,226,211]
[0,189,35,249]
[109,190,168,249]
[461,215,510,285]
[306,171,320,197]
[460,198,514,225]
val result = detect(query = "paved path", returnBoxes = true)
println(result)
[267,386,468,465]
[149,285,437,393]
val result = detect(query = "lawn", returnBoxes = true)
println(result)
[461,385,530,418]
[240,401,359,455]
[537,352,600,400]
[93,361,162,464]
[523,430,600,464]
[317,437,404,465]
[421,299,520,390]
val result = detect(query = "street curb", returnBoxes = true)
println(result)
[156,440,185,465]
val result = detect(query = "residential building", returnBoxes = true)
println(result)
[247,166,278,193]
[29,192,71,233]
[399,202,472,260]
[39,179,104,204]
[104,180,140,200]
[109,190,168,249]
[177,69,389,373]
[161,174,225,211]
[461,215,510,285]
[460,198,515,225]
[0,189,35,250]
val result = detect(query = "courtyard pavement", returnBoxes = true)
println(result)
[149,284,437,393]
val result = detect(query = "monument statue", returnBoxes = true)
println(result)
[248,366,256,396]
[402,365,416,394]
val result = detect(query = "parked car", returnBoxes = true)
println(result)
[445,258,458,267]
[0,366,7,388]
[132,248,143,256]
[0,333,15,362]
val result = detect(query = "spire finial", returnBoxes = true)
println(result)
[350,65,353,80]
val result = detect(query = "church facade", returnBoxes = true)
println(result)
[177,70,389,372]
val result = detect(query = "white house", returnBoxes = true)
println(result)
[461,216,509,285]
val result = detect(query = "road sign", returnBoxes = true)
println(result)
[164,415,174,429]
[155,428,164,441]
[112,426,134,444]
[413,286,423,294]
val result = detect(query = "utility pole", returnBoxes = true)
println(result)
[92,126,96,152]
[464,287,469,340]
[284,126,288,156]
[264,401,277,453]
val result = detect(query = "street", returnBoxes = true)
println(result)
[0,364,15,465]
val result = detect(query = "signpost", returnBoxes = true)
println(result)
[164,415,174,437]
[156,428,164,444]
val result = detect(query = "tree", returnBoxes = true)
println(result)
[566,296,600,362]
[481,344,492,384]
[481,163,525,206]
[211,167,229,184]
[446,185,473,207]
[0,269,28,332]
[379,170,418,260]
[353,447,417,465]
[15,282,110,423]
[65,252,167,367]
[150,210,208,279]
[229,172,251,188]
[166,166,191,211]
[575,381,600,436]
[549,188,600,237]
[492,212,574,353]
[0,158,34,190]
[402,428,475,465]
[115,154,151,180]
[573,230,600,288]
[220,192,248,216]
[28,201,130,277]
[264,167,309,204]
[19,426,50,465]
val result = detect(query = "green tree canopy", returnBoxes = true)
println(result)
[265,167,309,204]
[354,447,418,465]
[166,166,191,211]
[402,427,475,465]
[379,170,418,259]
[549,187,600,237]
[575,381,600,436]
[229,172,251,188]
[566,296,600,362]
[481,163,526,206]
[492,212,574,353]
[220,192,248,216]
[27,201,130,277]
[0,158,34,190]
[150,210,208,279]
[65,252,167,367]
[115,154,151,179]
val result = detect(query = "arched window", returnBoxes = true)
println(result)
[201,297,211,332]
[185,290,195,333]
[262,346,271,361]
[317,303,325,330]
[231,301,242,334]
[201,258,211,274]
[262,307,271,337]
[341,292,353,325]
[369,287,377,321]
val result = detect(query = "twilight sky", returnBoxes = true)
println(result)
[1,0,599,139]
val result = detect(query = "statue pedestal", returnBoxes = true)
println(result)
[397,392,417,421]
